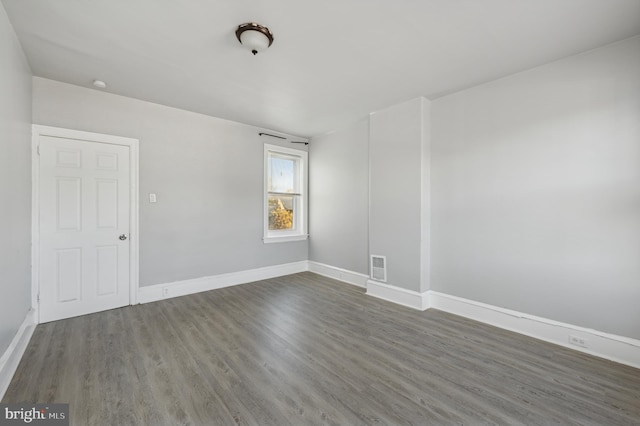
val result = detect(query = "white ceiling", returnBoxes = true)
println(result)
[3,0,640,137]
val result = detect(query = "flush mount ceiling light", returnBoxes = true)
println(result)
[235,22,274,55]
[92,79,107,89]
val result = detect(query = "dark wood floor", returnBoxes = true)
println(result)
[4,272,640,425]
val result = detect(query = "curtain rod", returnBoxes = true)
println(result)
[258,132,286,140]
[259,132,309,145]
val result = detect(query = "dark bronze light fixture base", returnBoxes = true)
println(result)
[236,23,274,55]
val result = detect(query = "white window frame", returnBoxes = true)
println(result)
[263,144,308,243]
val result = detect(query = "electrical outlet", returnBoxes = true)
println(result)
[162,287,169,298]
[569,335,588,348]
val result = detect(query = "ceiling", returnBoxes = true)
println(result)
[3,1,640,138]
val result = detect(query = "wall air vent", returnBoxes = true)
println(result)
[370,255,387,282]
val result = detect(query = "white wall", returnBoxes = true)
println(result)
[0,3,32,355]
[431,36,640,339]
[309,119,369,274]
[32,78,308,287]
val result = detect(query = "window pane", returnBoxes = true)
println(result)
[269,156,295,193]
[268,195,294,230]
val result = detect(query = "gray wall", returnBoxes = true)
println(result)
[419,100,432,293]
[32,78,308,287]
[431,36,640,339]
[369,98,426,292]
[0,3,32,355]
[309,119,369,274]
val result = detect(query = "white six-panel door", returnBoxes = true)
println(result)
[38,134,131,323]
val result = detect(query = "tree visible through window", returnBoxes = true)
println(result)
[269,197,293,230]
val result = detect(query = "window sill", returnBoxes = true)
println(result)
[263,234,309,244]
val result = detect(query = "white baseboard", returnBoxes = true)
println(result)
[429,291,640,370]
[308,261,369,288]
[359,276,640,369]
[138,261,309,304]
[366,280,429,310]
[0,309,37,400]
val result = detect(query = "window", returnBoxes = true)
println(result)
[264,144,308,243]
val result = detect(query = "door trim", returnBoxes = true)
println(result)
[32,125,140,323]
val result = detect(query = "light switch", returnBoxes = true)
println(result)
[149,193,157,203]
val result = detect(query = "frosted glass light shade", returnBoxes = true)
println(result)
[240,30,270,54]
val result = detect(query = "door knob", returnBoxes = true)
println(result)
[119,234,128,241]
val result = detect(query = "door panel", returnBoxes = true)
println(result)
[55,248,82,302]
[39,135,130,323]
[56,177,81,230]
[96,179,118,228]
[96,245,119,296]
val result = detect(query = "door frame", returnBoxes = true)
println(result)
[32,125,140,323]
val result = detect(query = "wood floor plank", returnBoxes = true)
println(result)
[4,272,640,425]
